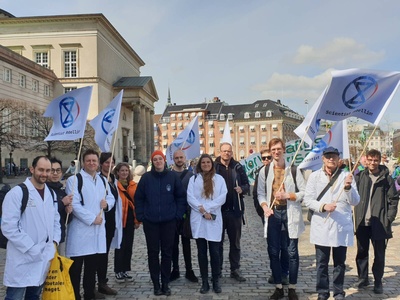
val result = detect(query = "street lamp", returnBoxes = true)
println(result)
[131,141,136,161]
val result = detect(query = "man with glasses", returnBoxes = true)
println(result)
[257,138,306,300]
[304,147,359,300]
[46,157,73,256]
[353,149,398,294]
[215,142,249,282]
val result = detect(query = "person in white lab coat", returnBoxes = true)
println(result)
[304,147,360,300]
[2,156,61,300]
[66,149,115,300]
[187,154,227,294]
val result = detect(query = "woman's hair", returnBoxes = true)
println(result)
[196,154,215,199]
[114,162,132,182]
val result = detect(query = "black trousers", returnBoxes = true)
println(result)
[70,254,100,300]
[355,225,386,281]
[115,219,135,273]
[96,223,114,284]
[196,238,220,280]
[172,221,193,272]
[315,245,347,297]
[143,219,176,285]
[219,211,242,272]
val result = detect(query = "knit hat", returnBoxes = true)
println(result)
[151,150,166,162]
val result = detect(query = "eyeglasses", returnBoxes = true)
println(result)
[51,168,62,174]
[262,156,272,161]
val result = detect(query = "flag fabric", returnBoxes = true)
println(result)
[220,119,233,146]
[294,87,327,146]
[318,69,400,125]
[298,120,349,171]
[44,86,93,141]
[166,116,200,166]
[89,90,123,152]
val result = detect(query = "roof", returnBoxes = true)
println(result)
[0,9,15,18]
[113,76,153,88]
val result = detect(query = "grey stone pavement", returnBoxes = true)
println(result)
[0,176,400,299]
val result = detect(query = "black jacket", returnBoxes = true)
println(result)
[215,157,249,217]
[134,166,186,223]
[355,166,399,239]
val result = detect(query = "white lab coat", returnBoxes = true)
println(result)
[65,170,115,257]
[257,161,306,239]
[2,178,61,287]
[187,174,227,242]
[304,168,360,247]
[110,177,123,249]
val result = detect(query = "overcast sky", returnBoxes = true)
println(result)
[2,0,400,129]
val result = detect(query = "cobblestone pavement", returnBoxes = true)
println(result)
[0,177,399,299]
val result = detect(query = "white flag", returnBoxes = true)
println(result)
[89,90,123,152]
[298,120,349,171]
[220,119,232,146]
[44,86,92,141]
[318,69,400,124]
[166,116,200,166]
[294,86,327,147]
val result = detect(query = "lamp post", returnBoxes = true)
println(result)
[131,141,137,168]
[9,144,14,176]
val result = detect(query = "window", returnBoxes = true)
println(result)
[171,114,176,121]
[208,121,214,128]
[208,130,214,137]
[19,74,26,88]
[199,121,203,128]
[177,113,183,120]
[239,126,244,132]
[244,112,250,119]
[219,126,224,133]
[171,123,176,129]
[122,112,126,121]
[2,108,11,133]
[261,125,266,131]
[250,137,256,145]
[219,114,225,121]
[64,50,77,77]
[261,137,267,145]
[199,130,203,137]
[172,132,176,137]
[266,110,273,117]
[272,124,278,131]
[255,111,261,118]
[228,113,234,120]
[44,84,50,96]
[3,68,11,82]
[35,52,49,68]
[250,126,255,132]
[30,111,39,137]
[239,137,245,145]
[64,87,77,93]
[32,79,39,92]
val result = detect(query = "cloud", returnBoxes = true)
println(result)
[252,69,333,104]
[292,38,385,69]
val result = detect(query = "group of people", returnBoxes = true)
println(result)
[1,139,398,300]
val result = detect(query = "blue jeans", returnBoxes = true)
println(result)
[315,245,347,297]
[267,208,299,284]
[5,285,43,300]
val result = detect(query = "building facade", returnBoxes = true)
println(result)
[0,11,157,165]
[154,97,303,161]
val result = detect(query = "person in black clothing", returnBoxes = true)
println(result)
[215,142,249,282]
[96,152,119,296]
[47,157,73,256]
[135,150,186,296]
[353,149,399,294]
[170,149,198,283]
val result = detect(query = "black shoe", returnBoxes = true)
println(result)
[212,278,222,293]
[374,281,383,294]
[270,287,284,300]
[185,270,199,283]
[153,283,162,296]
[93,290,105,299]
[317,293,329,300]
[200,280,210,294]
[334,293,345,300]
[288,288,298,300]
[230,269,246,282]
[169,269,180,281]
[162,283,171,296]
[353,278,370,289]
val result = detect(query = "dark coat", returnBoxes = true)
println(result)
[134,166,186,223]
[355,166,399,239]
[215,157,250,217]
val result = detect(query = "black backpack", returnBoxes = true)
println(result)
[253,165,299,216]
[0,183,29,249]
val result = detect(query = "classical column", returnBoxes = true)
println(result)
[133,104,142,163]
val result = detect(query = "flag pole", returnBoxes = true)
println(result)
[325,124,379,221]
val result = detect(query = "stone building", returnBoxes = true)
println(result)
[0,10,157,165]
